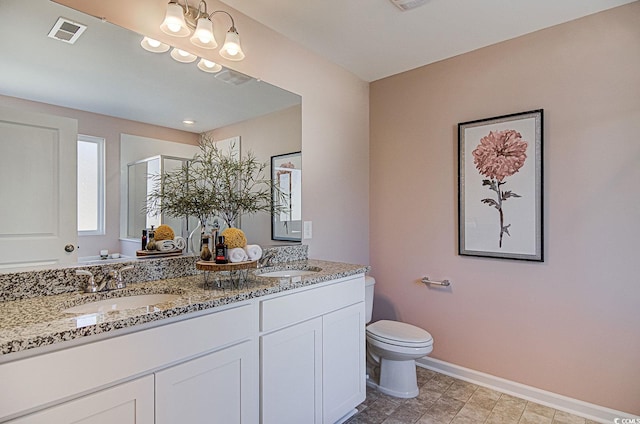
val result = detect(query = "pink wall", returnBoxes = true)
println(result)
[370,3,640,414]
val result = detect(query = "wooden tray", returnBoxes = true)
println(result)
[196,260,258,272]
[136,249,183,257]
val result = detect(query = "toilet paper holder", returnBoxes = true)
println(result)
[421,277,451,287]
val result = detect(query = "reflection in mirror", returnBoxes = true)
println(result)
[271,152,302,242]
[0,0,301,272]
[127,155,194,240]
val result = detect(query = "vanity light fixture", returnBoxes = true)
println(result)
[140,37,170,53]
[160,1,245,61]
[197,58,222,73]
[170,47,197,63]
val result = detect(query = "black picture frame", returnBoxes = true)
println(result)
[458,109,543,261]
[271,151,302,242]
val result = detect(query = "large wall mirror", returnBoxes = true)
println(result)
[0,0,301,271]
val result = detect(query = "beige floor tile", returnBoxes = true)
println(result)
[421,396,465,423]
[387,403,426,423]
[467,387,501,411]
[520,409,553,424]
[497,394,528,409]
[454,403,492,422]
[403,397,436,415]
[416,414,449,424]
[445,380,479,402]
[525,402,556,419]
[486,411,521,424]
[428,374,456,392]
[352,370,599,424]
[552,410,586,424]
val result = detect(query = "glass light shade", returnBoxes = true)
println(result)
[219,29,245,61]
[197,58,222,73]
[190,17,217,49]
[160,3,190,37]
[140,37,170,53]
[170,48,197,63]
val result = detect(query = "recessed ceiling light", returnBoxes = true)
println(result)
[182,119,195,125]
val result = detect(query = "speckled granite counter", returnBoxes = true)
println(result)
[0,259,368,357]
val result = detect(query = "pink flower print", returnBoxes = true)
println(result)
[472,129,528,248]
[472,130,527,181]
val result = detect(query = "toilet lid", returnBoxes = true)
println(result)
[366,320,433,345]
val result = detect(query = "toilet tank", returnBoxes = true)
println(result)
[365,276,375,323]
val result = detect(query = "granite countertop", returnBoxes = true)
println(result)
[0,259,368,358]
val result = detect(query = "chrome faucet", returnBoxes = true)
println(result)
[107,265,134,290]
[258,250,277,268]
[76,265,135,293]
[76,269,101,293]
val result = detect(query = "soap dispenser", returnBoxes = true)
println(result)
[215,236,228,264]
[200,235,212,261]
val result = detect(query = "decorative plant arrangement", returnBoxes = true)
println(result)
[472,129,528,248]
[146,134,283,239]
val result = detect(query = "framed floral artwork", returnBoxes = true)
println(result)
[458,110,543,261]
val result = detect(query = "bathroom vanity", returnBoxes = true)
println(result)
[0,254,367,424]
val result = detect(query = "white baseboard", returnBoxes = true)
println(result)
[416,357,638,424]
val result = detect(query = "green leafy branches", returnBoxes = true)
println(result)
[147,134,284,228]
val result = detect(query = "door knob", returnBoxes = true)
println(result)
[64,244,75,253]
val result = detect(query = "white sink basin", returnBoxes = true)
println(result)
[63,294,180,315]
[258,269,320,278]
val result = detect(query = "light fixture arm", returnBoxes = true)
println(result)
[170,0,236,31]
[207,10,236,30]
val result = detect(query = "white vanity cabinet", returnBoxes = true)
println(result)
[155,340,256,424]
[7,376,154,424]
[260,275,366,424]
[0,272,366,424]
[0,303,257,424]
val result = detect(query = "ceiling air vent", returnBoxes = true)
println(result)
[47,17,87,44]
[389,0,427,11]
[215,69,253,86]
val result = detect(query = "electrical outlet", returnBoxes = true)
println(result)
[303,221,312,239]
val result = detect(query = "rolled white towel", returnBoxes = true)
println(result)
[174,236,187,251]
[157,239,176,251]
[228,247,248,263]
[244,244,262,261]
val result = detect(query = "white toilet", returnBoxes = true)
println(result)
[365,276,433,398]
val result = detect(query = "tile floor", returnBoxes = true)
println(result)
[346,367,599,424]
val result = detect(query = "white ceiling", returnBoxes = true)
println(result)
[221,0,637,82]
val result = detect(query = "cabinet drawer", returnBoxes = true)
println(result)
[261,275,364,332]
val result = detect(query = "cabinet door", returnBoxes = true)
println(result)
[8,376,153,424]
[261,318,322,424]
[156,340,257,424]
[323,303,366,424]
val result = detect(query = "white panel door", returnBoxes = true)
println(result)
[0,106,78,270]
[7,376,154,424]
[261,318,323,424]
[156,341,257,424]
[322,303,366,424]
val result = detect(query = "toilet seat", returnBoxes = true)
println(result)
[366,320,433,348]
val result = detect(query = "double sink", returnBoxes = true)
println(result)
[63,266,322,315]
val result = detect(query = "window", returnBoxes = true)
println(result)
[77,135,105,235]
